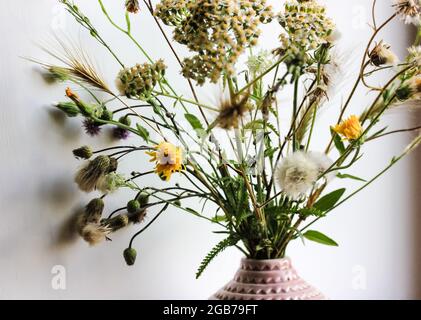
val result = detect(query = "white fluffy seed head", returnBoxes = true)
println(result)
[276,151,333,199]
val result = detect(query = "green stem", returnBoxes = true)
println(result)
[292,77,299,152]
[153,91,218,111]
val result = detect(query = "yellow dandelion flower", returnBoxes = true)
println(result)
[333,115,362,141]
[146,142,184,181]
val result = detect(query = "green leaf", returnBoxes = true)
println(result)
[300,207,325,218]
[243,119,264,130]
[186,207,201,216]
[136,124,150,142]
[303,230,338,246]
[313,188,346,212]
[196,236,239,279]
[185,113,204,130]
[331,128,346,154]
[337,173,366,182]
[211,215,227,223]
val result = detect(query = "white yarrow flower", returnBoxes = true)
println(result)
[276,151,333,199]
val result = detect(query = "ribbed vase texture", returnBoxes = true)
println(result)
[211,257,325,300]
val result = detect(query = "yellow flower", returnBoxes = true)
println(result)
[146,142,184,181]
[333,115,362,140]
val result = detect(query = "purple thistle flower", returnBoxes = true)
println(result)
[113,127,130,140]
[83,119,102,136]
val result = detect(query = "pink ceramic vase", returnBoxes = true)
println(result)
[211,257,325,300]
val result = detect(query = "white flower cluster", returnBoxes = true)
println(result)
[276,151,333,199]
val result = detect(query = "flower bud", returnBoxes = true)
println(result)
[127,200,141,213]
[103,215,129,232]
[56,102,79,117]
[101,109,114,121]
[73,145,93,160]
[108,157,118,173]
[75,155,112,192]
[136,192,150,207]
[125,0,140,14]
[85,198,104,224]
[119,115,132,126]
[123,247,137,266]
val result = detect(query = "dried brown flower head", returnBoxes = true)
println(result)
[369,41,398,66]
[217,94,251,130]
[125,0,140,13]
[75,155,118,192]
[393,0,421,25]
[81,223,110,246]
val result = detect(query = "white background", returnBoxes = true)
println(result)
[0,0,420,299]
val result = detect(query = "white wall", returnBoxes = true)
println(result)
[0,0,419,299]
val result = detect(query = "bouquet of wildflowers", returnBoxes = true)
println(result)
[37,0,421,277]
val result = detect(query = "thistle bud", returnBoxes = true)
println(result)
[75,155,112,192]
[108,157,118,173]
[65,87,94,117]
[136,192,150,207]
[125,0,140,14]
[103,215,129,232]
[123,247,137,266]
[56,102,79,117]
[73,145,93,160]
[85,198,104,224]
[127,200,141,213]
[101,109,114,121]
[119,115,132,126]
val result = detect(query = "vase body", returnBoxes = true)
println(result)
[211,257,325,300]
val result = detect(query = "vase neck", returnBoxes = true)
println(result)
[240,257,292,271]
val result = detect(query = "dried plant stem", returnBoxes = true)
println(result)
[366,125,421,141]
[325,13,398,153]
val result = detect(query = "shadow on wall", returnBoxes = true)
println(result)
[412,109,421,298]
[408,26,421,299]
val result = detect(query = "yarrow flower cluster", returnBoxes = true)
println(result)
[278,0,335,58]
[155,0,273,85]
[393,0,421,25]
[116,60,166,99]
[276,151,333,199]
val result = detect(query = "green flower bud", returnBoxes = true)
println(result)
[56,102,79,117]
[101,109,114,121]
[119,115,132,126]
[73,145,93,160]
[396,85,413,101]
[127,200,141,213]
[77,101,94,117]
[123,247,137,266]
[136,192,150,207]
